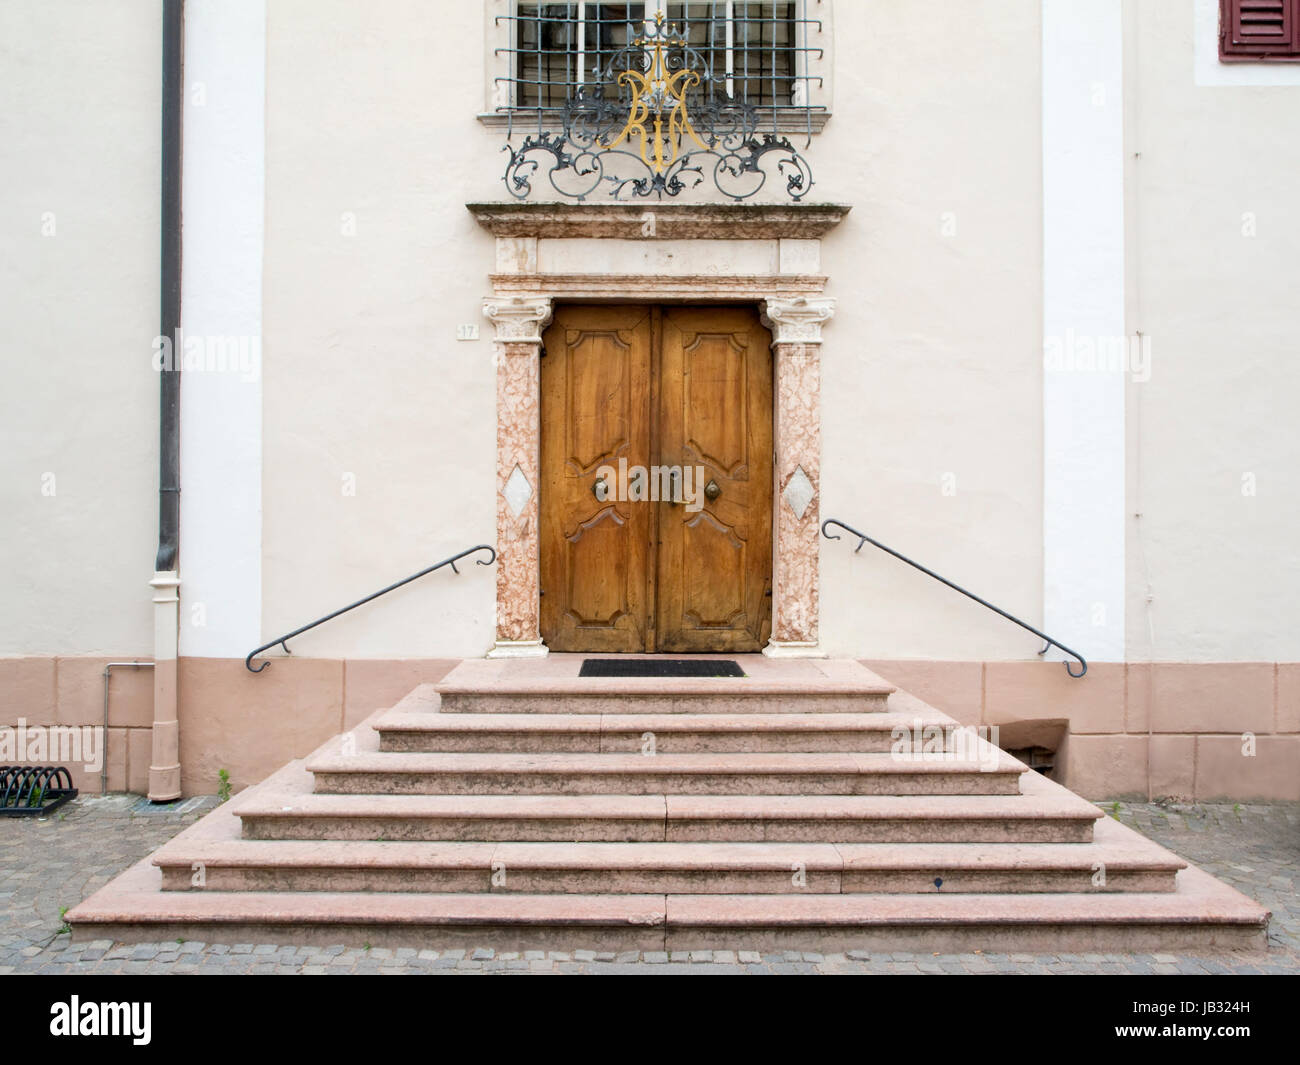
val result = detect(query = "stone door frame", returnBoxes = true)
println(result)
[471,202,849,659]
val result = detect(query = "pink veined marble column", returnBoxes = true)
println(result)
[761,296,836,657]
[483,296,552,657]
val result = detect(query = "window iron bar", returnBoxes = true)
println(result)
[498,6,817,200]
[495,3,822,112]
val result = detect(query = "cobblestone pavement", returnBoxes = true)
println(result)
[1,794,1296,975]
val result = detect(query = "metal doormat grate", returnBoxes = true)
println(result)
[579,659,746,678]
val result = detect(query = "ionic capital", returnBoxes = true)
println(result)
[483,295,553,343]
[761,296,836,345]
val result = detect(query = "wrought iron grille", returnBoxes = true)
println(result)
[497,7,819,201]
[497,2,824,125]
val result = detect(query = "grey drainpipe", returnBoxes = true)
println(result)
[157,0,183,571]
[145,0,185,802]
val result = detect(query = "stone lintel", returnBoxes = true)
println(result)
[468,202,851,242]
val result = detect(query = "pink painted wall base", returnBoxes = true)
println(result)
[1,656,1295,801]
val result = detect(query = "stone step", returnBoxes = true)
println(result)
[236,761,1093,844]
[376,710,951,754]
[67,860,1266,953]
[433,656,895,715]
[241,793,1101,844]
[305,750,1027,797]
[155,818,1182,895]
[65,684,1272,954]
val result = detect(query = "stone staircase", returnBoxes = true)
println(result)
[67,657,1269,952]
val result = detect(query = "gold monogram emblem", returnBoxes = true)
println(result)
[607,12,708,174]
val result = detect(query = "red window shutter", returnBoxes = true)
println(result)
[1220,0,1300,61]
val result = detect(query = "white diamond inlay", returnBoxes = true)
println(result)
[504,464,533,518]
[782,465,815,519]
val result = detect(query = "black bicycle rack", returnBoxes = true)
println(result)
[0,766,78,816]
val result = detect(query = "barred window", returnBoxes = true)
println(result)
[508,1,811,111]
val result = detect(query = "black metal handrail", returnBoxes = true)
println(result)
[821,519,1087,678]
[245,545,496,673]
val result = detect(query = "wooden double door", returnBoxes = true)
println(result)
[540,305,773,653]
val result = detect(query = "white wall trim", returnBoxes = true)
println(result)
[1194,0,1300,86]
[1042,0,1127,662]
[178,0,266,658]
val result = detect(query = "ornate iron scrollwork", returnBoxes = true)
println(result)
[502,12,814,202]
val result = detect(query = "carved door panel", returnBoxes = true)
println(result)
[540,305,654,652]
[540,305,772,653]
[655,306,773,652]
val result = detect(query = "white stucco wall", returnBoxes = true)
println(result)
[1124,0,1300,661]
[260,0,500,658]
[177,0,266,661]
[819,0,1044,660]
[252,0,1048,661]
[1041,0,1127,665]
[5,1,1298,666]
[0,0,160,655]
